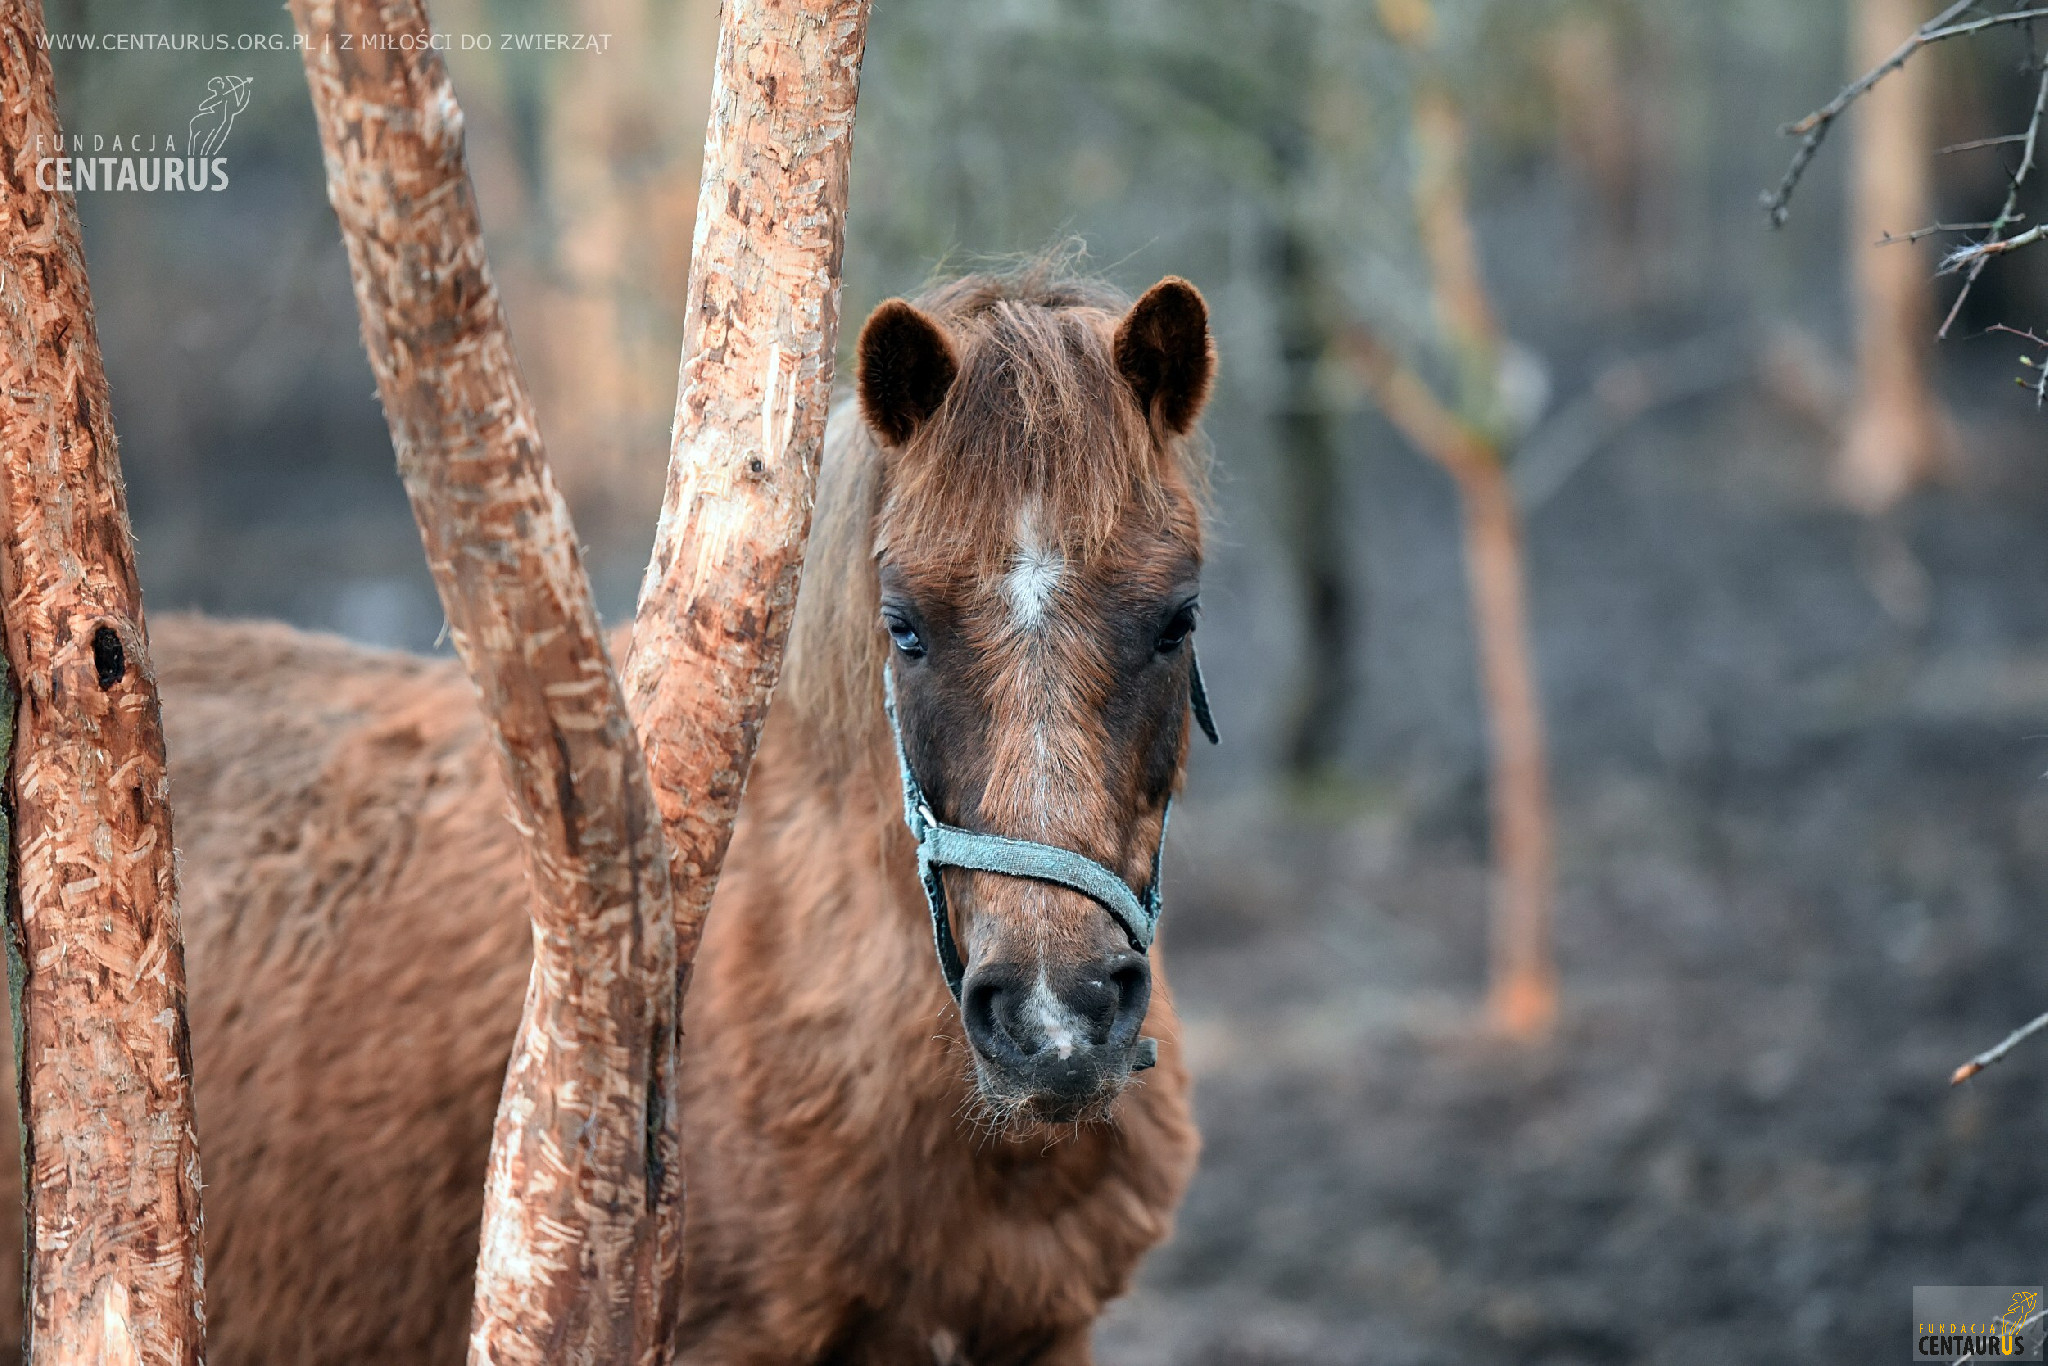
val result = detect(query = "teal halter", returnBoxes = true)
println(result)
[882,654,1218,1003]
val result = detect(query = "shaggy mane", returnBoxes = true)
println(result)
[779,262,1211,780]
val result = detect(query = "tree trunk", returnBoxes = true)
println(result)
[622,0,872,967]
[1367,6,1560,1038]
[1271,217,1355,783]
[1455,467,1557,1039]
[1411,84,1502,388]
[1546,12,1649,310]
[1841,0,1952,513]
[1347,339,1558,1041]
[1260,5,1356,785]
[294,0,871,1354]
[290,3,684,1360]
[0,3,207,1359]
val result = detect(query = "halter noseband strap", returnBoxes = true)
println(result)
[883,656,1218,1004]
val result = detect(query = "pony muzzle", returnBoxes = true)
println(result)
[958,948,1154,1116]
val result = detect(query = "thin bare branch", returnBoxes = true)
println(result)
[1940,220,2048,273]
[1767,0,1984,226]
[1340,327,1496,485]
[1939,131,2029,154]
[1991,324,2048,403]
[1938,56,2048,335]
[1514,327,1757,513]
[1876,219,2011,245]
[1950,1007,2048,1083]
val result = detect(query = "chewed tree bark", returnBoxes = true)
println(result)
[293,0,871,1357]
[624,0,872,968]
[290,1,683,1360]
[0,3,207,1361]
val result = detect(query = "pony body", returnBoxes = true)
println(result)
[0,270,1205,1364]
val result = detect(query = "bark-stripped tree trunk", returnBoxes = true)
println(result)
[623,0,871,969]
[290,3,684,1360]
[1841,0,1953,513]
[0,3,207,1359]
[294,0,869,1355]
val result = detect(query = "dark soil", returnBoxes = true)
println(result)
[1098,383,2048,1365]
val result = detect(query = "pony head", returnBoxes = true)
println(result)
[847,268,1213,1125]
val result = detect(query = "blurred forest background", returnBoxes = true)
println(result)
[41,0,2048,1359]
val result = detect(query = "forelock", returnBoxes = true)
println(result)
[878,271,1194,567]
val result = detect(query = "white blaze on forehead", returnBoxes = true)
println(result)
[1002,504,1065,630]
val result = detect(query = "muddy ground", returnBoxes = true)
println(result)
[1095,378,2048,1364]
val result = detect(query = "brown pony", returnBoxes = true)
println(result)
[0,267,1215,1364]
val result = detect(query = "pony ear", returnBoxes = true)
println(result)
[857,300,959,447]
[1113,276,1215,436]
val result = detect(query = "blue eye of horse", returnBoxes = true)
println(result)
[885,616,926,658]
[1156,603,1197,655]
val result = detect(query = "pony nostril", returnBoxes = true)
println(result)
[961,970,1034,1066]
[1104,957,1152,1048]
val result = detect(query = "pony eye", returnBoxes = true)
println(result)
[1156,603,1197,655]
[883,612,926,659]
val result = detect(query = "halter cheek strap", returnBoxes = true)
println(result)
[882,654,1219,1004]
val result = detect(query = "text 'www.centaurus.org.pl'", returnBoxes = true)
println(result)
[33,30,616,53]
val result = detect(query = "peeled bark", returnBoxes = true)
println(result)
[293,0,870,1354]
[289,2,683,1360]
[1841,0,1953,513]
[0,3,206,1359]
[623,0,872,966]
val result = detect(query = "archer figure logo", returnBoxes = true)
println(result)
[1916,1286,2044,1360]
[188,75,252,157]
[32,74,253,193]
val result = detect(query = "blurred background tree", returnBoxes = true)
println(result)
[1840,0,1957,515]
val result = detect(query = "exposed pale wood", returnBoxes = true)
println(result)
[0,2,206,1359]
[288,2,684,1360]
[624,0,873,968]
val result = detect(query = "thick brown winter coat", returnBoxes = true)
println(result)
[0,270,1209,1363]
